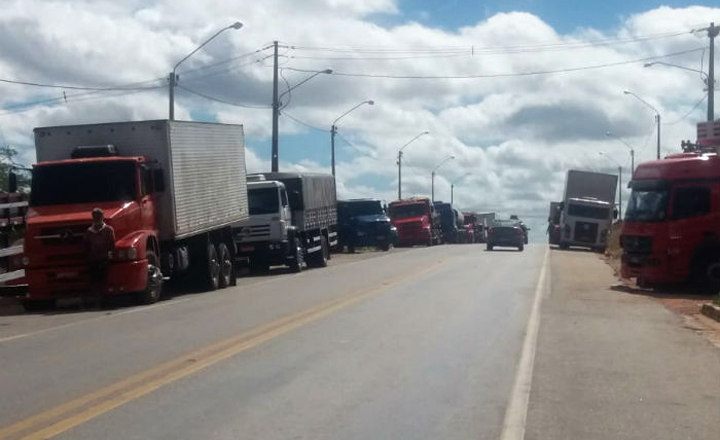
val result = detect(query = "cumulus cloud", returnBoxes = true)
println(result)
[0,1,717,242]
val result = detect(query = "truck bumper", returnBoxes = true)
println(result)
[396,229,431,246]
[621,253,673,284]
[25,260,148,300]
[236,241,290,266]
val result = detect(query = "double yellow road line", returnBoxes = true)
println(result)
[0,260,445,440]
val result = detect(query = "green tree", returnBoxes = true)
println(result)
[0,146,30,192]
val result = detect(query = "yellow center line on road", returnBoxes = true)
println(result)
[0,260,447,440]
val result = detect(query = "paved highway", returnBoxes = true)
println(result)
[0,244,546,440]
[2,244,718,440]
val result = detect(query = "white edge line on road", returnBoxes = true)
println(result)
[0,246,424,345]
[499,246,550,440]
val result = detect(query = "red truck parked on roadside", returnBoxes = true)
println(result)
[388,197,442,246]
[21,120,248,311]
[621,120,720,292]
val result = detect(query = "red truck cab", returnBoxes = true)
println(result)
[388,197,441,246]
[24,153,161,307]
[621,130,720,291]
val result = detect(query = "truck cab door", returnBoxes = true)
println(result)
[280,187,291,228]
[667,184,713,278]
[140,167,157,232]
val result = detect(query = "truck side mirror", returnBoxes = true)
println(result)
[8,171,17,193]
[613,209,619,219]
[153,169,166,192]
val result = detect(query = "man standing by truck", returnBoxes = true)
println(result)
[84,208,115,304]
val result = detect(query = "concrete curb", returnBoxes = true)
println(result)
[700,303,720,322]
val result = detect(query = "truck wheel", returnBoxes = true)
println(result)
[309,236,329,268]
[205,243,221,291]
[21,299,55,312]
[518,244,524,252]
[692,254,720,294]
[138,251,163,304]
[486,243,493,251]
[217,243,234,288]
[289,244,304,273]
[378,241,390,251]
[559,242,569,250]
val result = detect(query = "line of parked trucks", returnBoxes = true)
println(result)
[548,119,720,293]
[3,119,515,311]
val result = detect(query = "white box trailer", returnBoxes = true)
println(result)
[34,120,248,241]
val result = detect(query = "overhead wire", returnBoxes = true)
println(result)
[280,111,327,132]
[335,132,380,160]
[281,47,704,79]
[663,92,708,125]
[176,84,271,109]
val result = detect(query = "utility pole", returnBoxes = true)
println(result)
[397,151,403,199]
[271,41,279,172]
[451,183,454,204]
[708,22,719,121]
[431,171,436,202]
[330,125,337,176]
[656,114,661,160]
[617,166,623,219]
[168,72,176,120]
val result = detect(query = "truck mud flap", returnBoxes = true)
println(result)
[328,231,338,247]
[306,245,322,253]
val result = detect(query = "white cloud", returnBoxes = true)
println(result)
[0,0,717,239]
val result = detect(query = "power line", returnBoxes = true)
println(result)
[279,28,696,55]
[282,47,704,79]
[335,132,380,160]
[664,92,708,125]
[176,44,273,78]
[176,84,271,109]
[280,111,327,132]
[0,76,164,91]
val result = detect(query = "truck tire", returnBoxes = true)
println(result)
[21,299,55,312]
[289,243,304,273]
[217,243,234,288]
[204,243,221,291]
[309,236,329,268]
[486,243,493,251]
[138,251,163,304]
[692,253,720,294]
[559,242,569,250]
[518,244,524,252]
[378,241,390,251]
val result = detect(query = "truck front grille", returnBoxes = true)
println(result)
[36,225,90,246]
[573,222,598,243]
[622,235,653,254]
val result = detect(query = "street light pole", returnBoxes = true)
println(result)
[169,21,243,120]
[330,100,374,176]
[431,155,455,202]
[624,89,661,159]
[708,22,719,121]
[271,68,333,171]
[450,173,470,205]
[397,131,429,200]
[606,131,635,173]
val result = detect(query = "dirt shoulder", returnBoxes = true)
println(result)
[602,223,719,347]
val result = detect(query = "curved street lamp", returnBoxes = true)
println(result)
[623,89,661,159]
[271,68,333,171]
[397,131,430,199]
[599,152,623,219]
[330,100,374,176]
[169,21,244,120]
[431,155,455,202]
[644,61,715,121]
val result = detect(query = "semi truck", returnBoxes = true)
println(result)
[558,170,618,251]
[621,119,720,292]
[234,172,337,272]
[22,120,248,310]
[476,212,496,243]
[388,197,441,246]
[434,202,462,244]
[337,199,397,252]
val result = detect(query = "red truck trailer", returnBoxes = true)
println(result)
[21,120,248,310]
[621,119,720,292]
[388,197,442,246]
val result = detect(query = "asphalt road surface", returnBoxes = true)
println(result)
[0,244,717,440]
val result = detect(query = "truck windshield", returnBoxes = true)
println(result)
[339,201,383,217]
[625,190,668,222]
[389,204,426,219]
[248,187,279,215]
[567,203,609,220]
[31,161,136,206]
